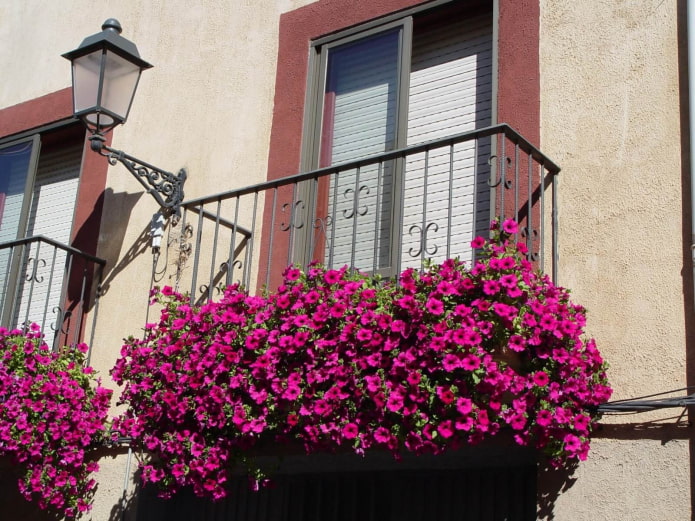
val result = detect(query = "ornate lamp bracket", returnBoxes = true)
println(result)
[89,134,186,224]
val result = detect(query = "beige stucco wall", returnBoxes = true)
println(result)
[541,0,691,519]
[0,1,318,519]
[1,0,693,519]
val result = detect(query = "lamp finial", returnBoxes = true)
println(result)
[101,19,122,34]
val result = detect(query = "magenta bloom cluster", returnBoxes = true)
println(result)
[0,325,112,518]
[112,221,611,500]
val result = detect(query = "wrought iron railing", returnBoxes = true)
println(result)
[0,235,105,351]
[162,124,559,303]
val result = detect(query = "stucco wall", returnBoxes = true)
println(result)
[540,0,691,518]
[1,1,316,519]
[1,0,693,518]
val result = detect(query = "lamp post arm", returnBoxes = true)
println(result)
[89,135,186,223]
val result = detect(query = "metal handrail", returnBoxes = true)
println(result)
[0,235,106,266]
[181,123,561,208]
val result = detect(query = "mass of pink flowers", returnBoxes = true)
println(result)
[112,220,611,500]
[0,325,112,518]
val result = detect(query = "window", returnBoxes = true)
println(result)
[0,124,84,346]
[302,3,493,275]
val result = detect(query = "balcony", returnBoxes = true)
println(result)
[163,124,559,304]
[0,236,105,351]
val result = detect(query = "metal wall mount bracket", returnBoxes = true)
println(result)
[89,134,186,224]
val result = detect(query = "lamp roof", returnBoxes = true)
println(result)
[62,18,153,69]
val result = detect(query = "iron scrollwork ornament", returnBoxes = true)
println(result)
[280,200,306,232]
[310,215,334,258]
[89,134,186,224]
[25,257,46,283]
[521,225,540,261]
[487,154,513,189]
[408,222,439,258]
[343,185,370,219]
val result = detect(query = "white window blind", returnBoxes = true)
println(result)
[316,12,492,274]
[401,14,492,269]
[322,29,401,271]
[13,143,81,345]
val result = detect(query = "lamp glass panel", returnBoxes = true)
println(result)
[72,50,104,114]
[100,51,142,122]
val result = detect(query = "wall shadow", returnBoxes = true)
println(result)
[97,223,151,298]
[537,460,578,521]
[70,187,145,301]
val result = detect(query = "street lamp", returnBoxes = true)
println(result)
[63,19,186,222]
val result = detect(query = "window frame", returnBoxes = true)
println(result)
[260,0,540,292]
[0,89,108,345]
[0,134,42,242]
[302,18,414,173]
[297,2,495,276]
[0,122,86,336]
[0,134,41,327]
[297,18,415,275]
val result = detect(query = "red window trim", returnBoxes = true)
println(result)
[260,0,539,289]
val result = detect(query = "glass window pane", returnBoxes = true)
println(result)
[0,139,36,242]
[0,137,39,331]
[320,29,400,167]
[13,142,82,346]
[320,29,401,272]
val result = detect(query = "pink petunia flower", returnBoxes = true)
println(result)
[374,427,391,443]
[436,386,455,405]
[386,394,404,412]
[532,371,550,387]
[536,409,553,427]
[356,328,373,342]
[508,335,526,352]
[437,420,454,439]
[573,414,590,433]
[342,423,359,439]
[399,373,418,392]
[563,434,582,453]
[502,219,519,234]
[499,273,518,289]
[456,397,473,415]
[285,268,301,281]
[324,270,342,285]
[329,303,347,318]
[483,280,501,296]
[442,354,460,372]
[426,297,445,315]
[508,413,527,431]
[471,236,486,249]
[461,354,481,371]
[455,416,474,431]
